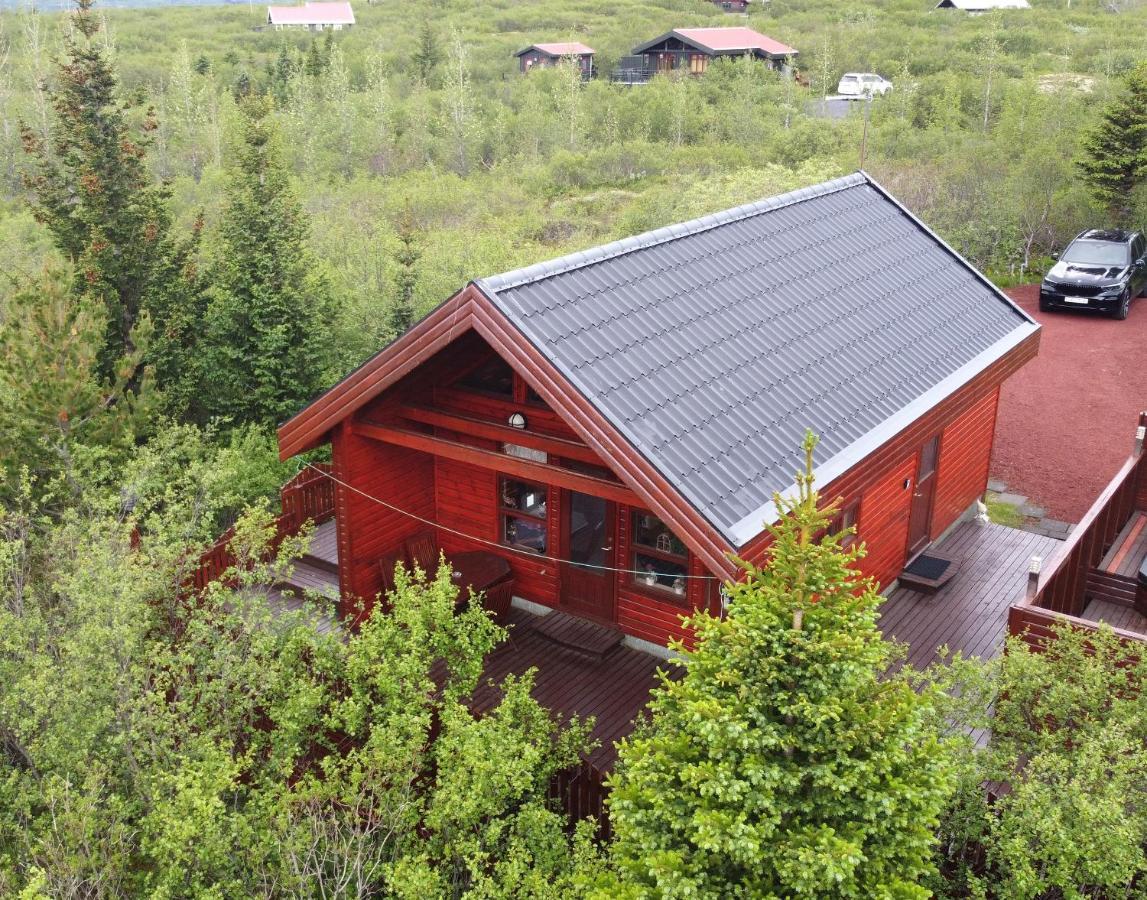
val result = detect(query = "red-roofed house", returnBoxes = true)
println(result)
[267,1,355,30]
[629,26,797,77]
[514,42,595,78]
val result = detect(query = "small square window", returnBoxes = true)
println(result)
[631,511,689,601]
[500,478,547,554]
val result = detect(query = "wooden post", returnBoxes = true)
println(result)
[1135,410,1146,454]
[1025,554,1042,603]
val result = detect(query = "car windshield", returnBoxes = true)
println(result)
[840,76,858,84]
[1062,240,1129,267]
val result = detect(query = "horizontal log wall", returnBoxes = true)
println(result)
[855,456,918,589]
[932,388,999,538]
[335,425,435,610]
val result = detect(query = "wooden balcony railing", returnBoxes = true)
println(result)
[1008,412,1147,649]
[189,462,335,593]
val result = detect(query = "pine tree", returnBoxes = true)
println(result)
[200,95,334,427]
[1078,62,1147,225]
[605,432,955,898]
[20,0,170,383]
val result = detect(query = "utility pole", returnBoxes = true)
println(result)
[858,94,871,168]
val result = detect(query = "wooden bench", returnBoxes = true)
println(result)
[1086,512,1147,611]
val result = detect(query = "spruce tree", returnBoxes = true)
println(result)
[0,268,155,494]
[412,21,442,87]
[20,0,203,416]
[1078,63,1147,225]
[389,205,421,338]
[605,433,955,898]
[201,95,334,427]
[21,0,166,381]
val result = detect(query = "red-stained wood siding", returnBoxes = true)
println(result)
[435,457,562,606]
[855,455,917,589]
[614,503,702,647]
[932,388,1000,538]
[336,425,435,611]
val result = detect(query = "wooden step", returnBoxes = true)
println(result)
[299,552,338,575]
[280,559,340,601]
[531,611,624,660]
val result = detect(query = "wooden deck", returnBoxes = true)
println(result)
[879,522,1062,668]
[307,518,340,569]
[1097,512,1147,578]
[1082,597,1147,633]
[470,607,669,772]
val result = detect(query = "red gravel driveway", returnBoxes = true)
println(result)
[989,285,1146,523]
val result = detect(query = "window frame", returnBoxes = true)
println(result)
[828,499,861,549]
[498,477,549,555]
[629,510,691,604]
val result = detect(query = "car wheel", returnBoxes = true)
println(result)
[1114,289,1130,320]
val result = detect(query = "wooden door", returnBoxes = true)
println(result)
[560,490,616,623]
[907,435,940,557]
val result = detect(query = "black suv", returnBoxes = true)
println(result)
[1039,230,1147,319]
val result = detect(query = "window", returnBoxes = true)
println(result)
[829,500,860,548]
[459,358,514,398]
[631,511,689,600]
[689,53,707,74]
[500,478,547,554]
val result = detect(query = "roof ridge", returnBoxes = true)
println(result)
[476,171,867,295]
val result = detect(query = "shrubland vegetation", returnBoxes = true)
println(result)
[2,0,1147,895]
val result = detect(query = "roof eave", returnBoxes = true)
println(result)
[725,321,1040,547]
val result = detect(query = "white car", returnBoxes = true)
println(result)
[837,73,893,98]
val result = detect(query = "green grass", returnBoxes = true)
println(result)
[985,492,1027,528]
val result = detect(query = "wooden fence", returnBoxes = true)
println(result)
[189,463,335,593]
[1008,412,1147,650]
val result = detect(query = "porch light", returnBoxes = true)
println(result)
[508,412,528,429]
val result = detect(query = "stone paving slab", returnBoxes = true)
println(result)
[994,492,1028,507]
[987,478,1008,493]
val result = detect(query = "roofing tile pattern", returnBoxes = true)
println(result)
[479,174,1034,545]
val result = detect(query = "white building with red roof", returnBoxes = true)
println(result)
[267,1,355,30]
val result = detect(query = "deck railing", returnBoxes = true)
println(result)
[188,462,335,593]
[1008,412,1147,649]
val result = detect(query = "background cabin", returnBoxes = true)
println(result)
[935,0,1030,9]
[616,26,797,82]
[712,0,750,12]
[515,43,596,79]
[266,1,355,30]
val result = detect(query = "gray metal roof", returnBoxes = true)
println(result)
[477,172,1037,547]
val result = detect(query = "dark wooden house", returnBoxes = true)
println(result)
[626,26,797,78]
[514,42,595,78]
[278,172,1039,653]
[712,0,750,12]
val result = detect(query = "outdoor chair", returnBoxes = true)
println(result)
[378,551,404,596]
[404,531,439,574]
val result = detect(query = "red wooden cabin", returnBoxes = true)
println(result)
[277,172,1038,654]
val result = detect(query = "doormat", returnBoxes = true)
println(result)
[899,550,960,594]
[904,554,952,581]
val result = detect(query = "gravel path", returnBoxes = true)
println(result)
[989,285,1146,523]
